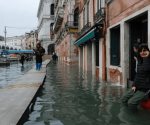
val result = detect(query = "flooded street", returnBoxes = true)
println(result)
[0,61,34,88]
[24,62,150,125]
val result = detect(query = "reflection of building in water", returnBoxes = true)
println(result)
[96,83,125,124]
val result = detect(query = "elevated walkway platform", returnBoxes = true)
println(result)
[0,60,50,125]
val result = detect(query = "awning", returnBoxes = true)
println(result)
[74,28,96,46]
[7,50,33,54]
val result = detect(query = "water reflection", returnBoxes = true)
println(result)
[0,61,34,88]
[24,62,150,125]
[21,65,25,72]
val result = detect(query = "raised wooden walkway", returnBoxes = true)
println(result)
[0,60,50,125]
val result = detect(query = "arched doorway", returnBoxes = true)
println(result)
[48,44,55,55]
[2,46,5,49]
[74,7,79,26]
[6,46,9,50]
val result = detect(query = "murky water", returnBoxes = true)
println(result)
[0,61,34,88]
[24,62,150,125]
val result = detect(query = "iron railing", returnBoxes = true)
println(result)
[79,22,91,35]
[94,8,105,22]
[65,21,78,28]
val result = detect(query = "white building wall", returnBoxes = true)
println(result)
[37,0,54,53]
[5,36,24,50]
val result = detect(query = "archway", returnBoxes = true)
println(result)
[48,44,55,55]
[2,46,5,49]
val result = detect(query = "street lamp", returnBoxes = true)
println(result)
[4,26,7,50]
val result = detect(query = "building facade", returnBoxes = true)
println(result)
[52,0,79,63]
[106,0,150,86]
[39,0,150,86]
[74,0,105,80]
[37,0,55,54]
[5,36,24,50]
[24,30,38,50]
[0,31,38,51]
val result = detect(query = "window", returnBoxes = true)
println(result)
[50,4,54,15]
[83,8,85,26]
[97,0,105,10]
[50,23,54,30]
[87,1,89,23]
[83,1,89,26]
[106,0,113,4]
[101,0,105,8]
[74,7,79,26]
[110,26,120,66]
[97,0,100,10]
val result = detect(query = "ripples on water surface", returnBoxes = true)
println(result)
[0,61,34,88]
[24,62,150,125]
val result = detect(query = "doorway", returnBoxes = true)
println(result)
[128,12,148,81]
[48,44,55,55]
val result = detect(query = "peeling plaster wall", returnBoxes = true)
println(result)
[106,0,150,85]
[108,0,150,26]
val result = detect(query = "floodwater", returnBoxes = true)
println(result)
[24,62,150,125]
[0,61,34,88]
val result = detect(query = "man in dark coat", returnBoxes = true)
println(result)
[20,54,25,66]
[122,43,150,110]
[52,52,58,62]
[33,43,45,70]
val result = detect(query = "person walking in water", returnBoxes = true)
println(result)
[20,54,25,66]
[52,52,58,63]
[33,42,45,70]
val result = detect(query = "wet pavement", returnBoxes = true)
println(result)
[0,60,48,125]
[24,62,150,125]
[0,61,34,88]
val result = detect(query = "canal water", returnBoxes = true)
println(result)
[0,61,34,88]
[24,62,150,125]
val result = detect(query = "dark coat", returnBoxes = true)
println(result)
[20,55,25,65]
[52,53,58,61]
[133,56,150,91]
[34,47,45,63]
